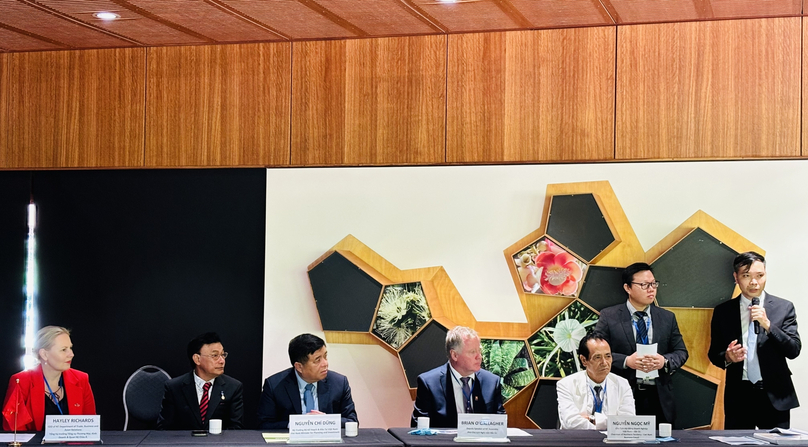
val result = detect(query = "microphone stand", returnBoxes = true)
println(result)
[8,379,22,447]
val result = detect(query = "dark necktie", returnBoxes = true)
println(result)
[200,382,211,423]
[460,377,473,413]
[593,385,603,413]
[634,311,648,344]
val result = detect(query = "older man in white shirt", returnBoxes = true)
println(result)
[557,331,635,430]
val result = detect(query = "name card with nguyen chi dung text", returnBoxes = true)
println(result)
[288,414,341,443]
[43,415,101,443]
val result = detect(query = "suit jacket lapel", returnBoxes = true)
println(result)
[649,305,662,344]
[32,367,45,430]
[317,376,330,413]
[619,305,636,347]
[443,364,458,425]
[63,369,81,415]
[283,371,303,414]
[208,377,224,420]
[471,371,486,412]
[181,373,203,426]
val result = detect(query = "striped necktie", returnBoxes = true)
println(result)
[200,382,211,423]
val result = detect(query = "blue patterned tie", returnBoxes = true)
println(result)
[460,377,472,413]
[304,383,315,413]
[635,311,648,344]
[593,385,603,413]
[747,320,762,383]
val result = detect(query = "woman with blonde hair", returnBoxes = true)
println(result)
[2,326,96,431]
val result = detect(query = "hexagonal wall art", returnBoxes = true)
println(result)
[652,227,738,309]
[579,265,626,312]
[512,236,587,297]
[399,320,449,389]
[480,339,536,403]
[529,300,598,378]
[671,369,718,429]
[372,282,431,350]
[308,251,384,331]
[526,378,559,429]
[546,193,617,263]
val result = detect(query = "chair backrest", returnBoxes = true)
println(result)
[122,365,171,430]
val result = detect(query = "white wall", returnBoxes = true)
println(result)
[264,160,808,429]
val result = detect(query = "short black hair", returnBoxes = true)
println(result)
[578,331,609,360]
[288,333,326,365]
[733,251,766,274]
[187,332,222,368]
[623,262,653,287]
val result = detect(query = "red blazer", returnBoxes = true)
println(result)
[2,365,96,431]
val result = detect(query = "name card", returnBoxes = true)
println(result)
[607,415,656,441]
[288,414,341,443]
[43,415,101,443]
[455,414,508,442]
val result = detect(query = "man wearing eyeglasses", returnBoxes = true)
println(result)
[594,263,688,425]
[157,332,244,430]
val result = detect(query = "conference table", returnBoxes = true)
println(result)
[12,428,765,447]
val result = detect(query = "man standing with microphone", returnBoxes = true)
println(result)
[709,252,801,429]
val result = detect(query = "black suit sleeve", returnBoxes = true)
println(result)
[594,308,629,370]
[256,377,287,430]
[662,312,688,373]
[411,374,436,427]
[156,382,177,430]
[337,377,358,427]
[226,381,244,429]
[708,303,733,369]
[768,301,801,360]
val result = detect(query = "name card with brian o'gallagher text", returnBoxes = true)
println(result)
[43,415,101,443]
[289,414,341,443]
[456,414,508,442]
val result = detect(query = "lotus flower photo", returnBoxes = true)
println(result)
[480,339,537,402]
[513,237,586,297]
[529,301,599,378]
[372,282,431,349]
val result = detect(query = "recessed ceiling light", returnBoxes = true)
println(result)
[93,12,120,20]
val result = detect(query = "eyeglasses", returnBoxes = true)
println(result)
[198,352,228,361]
[631,281,660,290]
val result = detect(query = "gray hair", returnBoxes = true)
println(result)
[445,326,479,357]
[35,326,71,361]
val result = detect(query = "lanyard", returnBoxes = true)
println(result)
[453,374,476,410]
[633,316,650,344]
[589,382,607,413]
[43,373,64,415]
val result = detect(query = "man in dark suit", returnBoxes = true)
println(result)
[709,251,801,429]
[594,262,688,425]
[411,326,505,428]
[257,333,357,429]
[157,332,244,430]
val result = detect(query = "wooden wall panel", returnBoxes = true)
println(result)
[617,18,801,159]
[0,48,146,168]
[803,20,808,158]
[447,27,616,163]
[0,54,7,162]
[291,36,446,166]
[145,43,291,167]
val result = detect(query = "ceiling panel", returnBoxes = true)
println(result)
[417,1,524,32]
[227,0,358,39]
[0,0,805,52]
[511,0,613,28]
[0,0,134,49]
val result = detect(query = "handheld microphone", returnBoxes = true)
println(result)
[751,297,760,334]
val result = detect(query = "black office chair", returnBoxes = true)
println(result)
[122,365,171,430]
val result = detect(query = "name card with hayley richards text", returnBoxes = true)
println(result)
[43,415,101,443]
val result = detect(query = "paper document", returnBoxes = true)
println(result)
[636,343,659,380]
[709,436,769,445]
[0,434,36,443]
